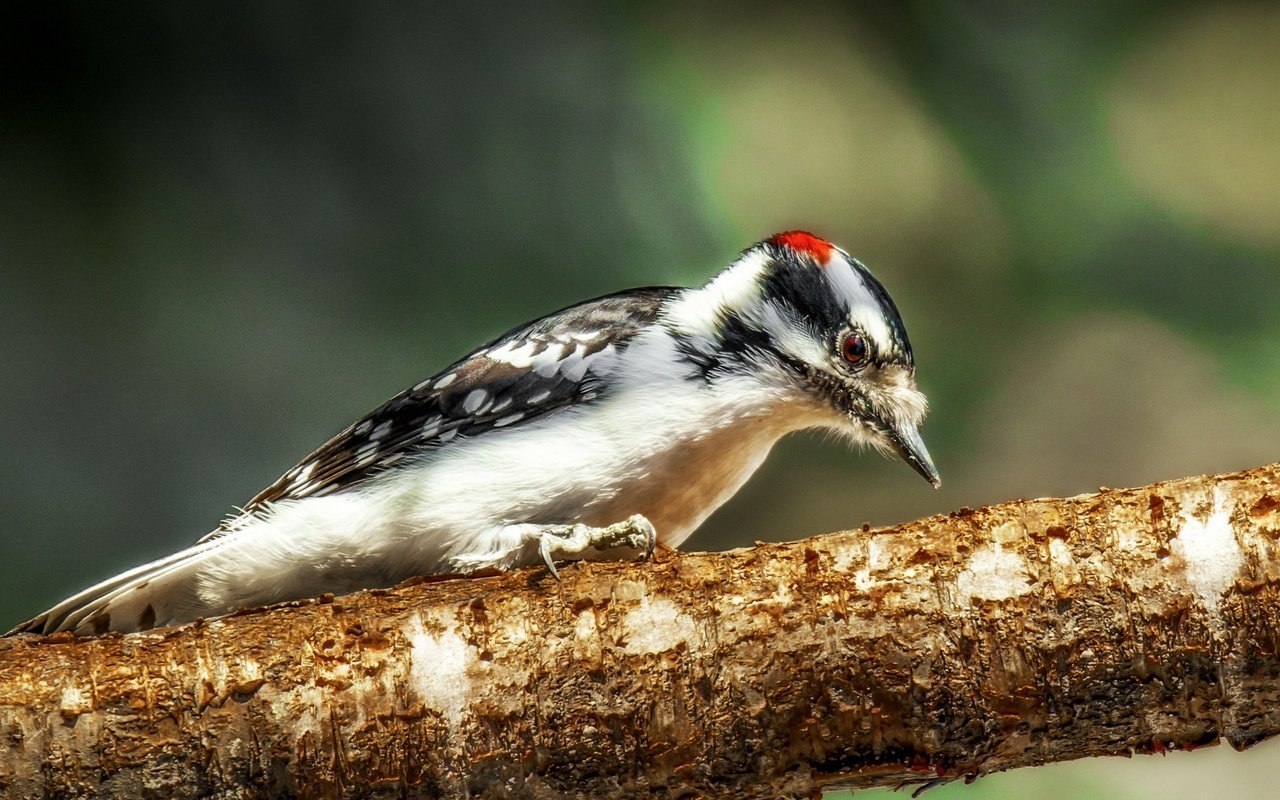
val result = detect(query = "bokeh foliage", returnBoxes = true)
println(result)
[1,2,1277,797]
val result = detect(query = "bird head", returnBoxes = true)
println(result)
[667,231,939,487]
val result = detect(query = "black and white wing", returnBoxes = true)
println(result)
[206,287,678,538]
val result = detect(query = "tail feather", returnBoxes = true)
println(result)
[7,539,228,636]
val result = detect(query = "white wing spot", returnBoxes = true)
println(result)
[356,441,379,465]
[526,389,552,405]
[490,396,513,414]
[434,373,458,390]
[488,340,538,368]
[354,420,372,436]
[532,344,568,377]
[463,390,488,414]
[370,421,392,441]
[437,429,458,443]
[561,354,593,383]
[493,412,524,427]
[295,462,315,482]
[422,418,441,437]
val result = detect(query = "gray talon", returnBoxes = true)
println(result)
[539,537,561,580]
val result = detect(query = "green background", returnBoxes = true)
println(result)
[2,3,1278,797]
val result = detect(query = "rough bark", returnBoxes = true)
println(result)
[3,464,1280,799]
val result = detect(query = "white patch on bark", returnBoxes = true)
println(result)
[853,568,874,592]
[1171,487,1242,615]
[1114,525,1146,552]
[867,537,892,571]
[621,597,696,655]
[59,686,90,718]
[406,616,474,728]
[287,685,331,739]
[572,608,604,664]
[955,543,1033,603]
[1048,538,1073,566]
[574,608,598,641]
[1047,537,1084,591]
[828,540,860,573]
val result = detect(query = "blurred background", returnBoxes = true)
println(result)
[2,2,1278,797]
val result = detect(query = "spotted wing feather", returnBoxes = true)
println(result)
[201,287,676,541]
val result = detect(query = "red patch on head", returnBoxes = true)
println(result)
[767,231,834,264]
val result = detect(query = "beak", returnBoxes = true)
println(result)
[886,423,940,488]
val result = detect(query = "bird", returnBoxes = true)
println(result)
[10,231,938,637]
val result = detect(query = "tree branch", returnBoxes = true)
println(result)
[3,464,1279,798]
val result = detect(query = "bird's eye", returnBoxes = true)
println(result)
[842,333,867,366]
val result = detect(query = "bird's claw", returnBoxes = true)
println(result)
[535,515,656,580]
[539,536,561,581]
[629,514,657,560]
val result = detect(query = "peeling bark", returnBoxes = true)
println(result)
[3,464,1280,799]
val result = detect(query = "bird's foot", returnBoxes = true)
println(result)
[535,514,656,579]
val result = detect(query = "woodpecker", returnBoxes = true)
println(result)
[11,231,938,636]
